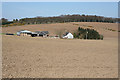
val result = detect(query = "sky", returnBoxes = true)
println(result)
[2,2,118,21]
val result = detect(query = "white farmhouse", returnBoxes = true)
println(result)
[63,32,74,39]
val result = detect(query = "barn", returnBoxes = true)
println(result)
[31,31,49,37]
[63,32,74,39]
[17,30,32,36]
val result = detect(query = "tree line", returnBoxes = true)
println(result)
[1,14,118,27]
[73,27,103,40]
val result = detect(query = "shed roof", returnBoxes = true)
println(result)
[18,30,32,33]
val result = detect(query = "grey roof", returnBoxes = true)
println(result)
[17,30,32,33]
[35,31,41,34]
[41,31,49,34]
[65,32,69,35]
[33,31,49,35]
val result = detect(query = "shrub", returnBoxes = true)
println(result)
[55,29,66,38]
[100,35,104,40]
[88,26,93,27]
[108,28,116,32]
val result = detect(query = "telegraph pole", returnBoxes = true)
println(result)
[86,30,88,39]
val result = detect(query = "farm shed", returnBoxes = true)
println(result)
[17,30,32,36]
[63,32,74,39]
[31,31,49,37]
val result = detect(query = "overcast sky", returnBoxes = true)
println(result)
[2,2,118,21]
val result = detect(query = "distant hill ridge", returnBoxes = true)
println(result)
[1,14,118,27]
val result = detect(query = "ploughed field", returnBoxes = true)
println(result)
[2,22,118,78]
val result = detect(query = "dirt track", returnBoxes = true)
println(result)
[2,22,118,78]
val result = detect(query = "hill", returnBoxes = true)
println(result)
[2,22,118,38]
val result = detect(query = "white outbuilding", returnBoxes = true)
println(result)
[63,32,74,39]
[17,30,32,36]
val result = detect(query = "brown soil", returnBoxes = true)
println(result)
[2,22,118,78]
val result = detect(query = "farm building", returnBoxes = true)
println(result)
[63,32,74,39]
[17,30,49,37]
[31,31,49,37]
[17,30,32,36]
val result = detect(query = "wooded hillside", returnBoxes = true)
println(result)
[1,14,118,27]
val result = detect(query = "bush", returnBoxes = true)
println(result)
[74,27,103,40]
[55,29,66,38]
[100,35,104,40]
[88,26,93,28]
